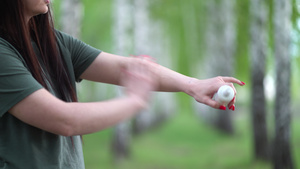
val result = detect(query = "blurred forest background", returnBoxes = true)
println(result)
[53,0,300,168]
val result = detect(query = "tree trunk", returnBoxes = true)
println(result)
[214,0,237,134]
[131,0,156,135]
[111,0,133,162]
[131,0,176,135]
[273,0,294,168]
[249,0,270,161]
[140,19,177,128]
[111,116,131,162]
[197,0,237,134]
[60,0,83,38]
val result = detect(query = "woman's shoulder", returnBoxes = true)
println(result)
[0,37,21,57]
[0,37,13,49]
[54,29,66,40]
[54,29,77,44]
[54,29,82,50]
[0,38,28,71]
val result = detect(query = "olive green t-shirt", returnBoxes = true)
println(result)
[0,30,101,169]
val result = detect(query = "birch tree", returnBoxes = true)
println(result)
[196,0,237,134]
[131,0,162,134]
[249,0,270,161]
[60,0,107,102]
[60,0,83,38]
[111,0,133,162]
[273,0,294,168]
[213,0,236,133]
[131,0,176,135]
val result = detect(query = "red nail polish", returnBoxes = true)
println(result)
[219,105,226,110]
[229,105,235,111]
[241,81,246,85]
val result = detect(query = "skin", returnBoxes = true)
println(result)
[23,0,49,22]
[8,0,245,136]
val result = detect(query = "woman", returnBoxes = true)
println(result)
[0,0,245,168]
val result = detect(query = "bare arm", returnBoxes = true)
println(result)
[80,52,130,85]
[81,52,245,109]
[81,52,195,92]
[9,89,145,136]
[9,59,156,136]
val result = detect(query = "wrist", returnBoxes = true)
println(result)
[184,77,198,97]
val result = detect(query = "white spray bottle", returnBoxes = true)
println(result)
[213,85,235,106]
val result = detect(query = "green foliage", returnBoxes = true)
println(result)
[292,0,300,32]
[80,0,113,52]
[82,111,300,169]
[235,0,250,82]
[51,0,61,27]
[151,0,207,75]
[53,0,300,167]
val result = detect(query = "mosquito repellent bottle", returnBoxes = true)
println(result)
[213,85,235,106]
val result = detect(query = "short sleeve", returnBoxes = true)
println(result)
[0,42,43,117]
[55,31,102,81]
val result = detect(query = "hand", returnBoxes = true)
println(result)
[188,76,245,110]
[121,56,157,108]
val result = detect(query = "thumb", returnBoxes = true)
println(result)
[200,97,226,110]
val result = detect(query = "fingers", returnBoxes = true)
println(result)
[221,83,236,111]
[199,96,220,109]
[121,55,157,104]
[220,77,245,111]
[224,83,236,94]
[221,76,246,86]
[206,76,244,111]
[227,96,236,111]
[202,97,235,111]
[201,98,232,110]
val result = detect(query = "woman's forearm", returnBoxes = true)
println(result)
[152,64,193,93]
[79,52,245,110]
[64,95,146,136]
[80,52,193,94]
[9,89,147,136]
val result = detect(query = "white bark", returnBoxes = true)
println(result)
[60,0,83,38]
[111,0,133,161]
[194,0,237,134]
[132,0,155,134]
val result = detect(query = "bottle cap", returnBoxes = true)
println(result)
[216,85,234,104]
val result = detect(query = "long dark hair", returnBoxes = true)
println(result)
[0,0,77,102]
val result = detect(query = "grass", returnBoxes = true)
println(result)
[81,109,300,169]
